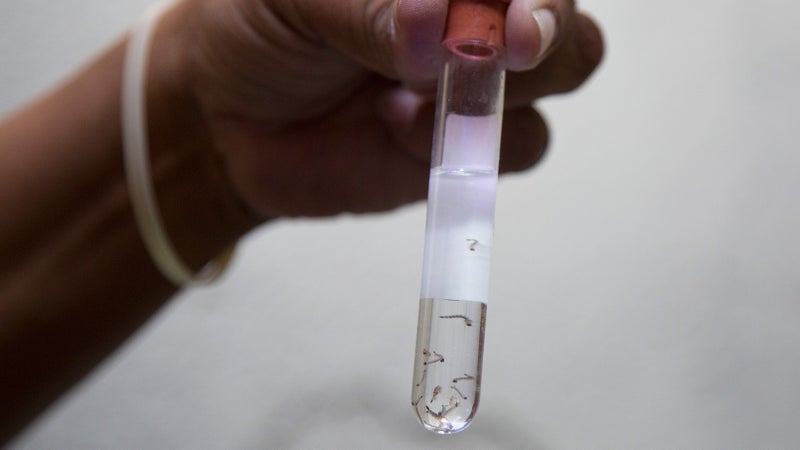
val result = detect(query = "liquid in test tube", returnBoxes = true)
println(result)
[412,0,509,434]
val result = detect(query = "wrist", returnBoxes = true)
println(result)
[136,1,260,274]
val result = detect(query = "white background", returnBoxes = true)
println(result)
[2,0,800,448]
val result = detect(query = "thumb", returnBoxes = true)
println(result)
[286,0,448,83]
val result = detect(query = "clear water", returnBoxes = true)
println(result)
[412,298,487,434]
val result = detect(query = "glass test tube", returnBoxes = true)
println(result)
[412,0,509,434]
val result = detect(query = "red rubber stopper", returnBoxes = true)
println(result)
[444,0,511,48]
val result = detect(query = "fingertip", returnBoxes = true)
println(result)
[392,0,448,81]
[377,87,424,131]
[574,12,605,70]
[499,107,549,173]
[378,87,435,164]
[505,0,563,72]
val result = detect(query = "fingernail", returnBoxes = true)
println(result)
[531,8,557,59]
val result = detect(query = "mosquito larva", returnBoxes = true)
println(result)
[423,351,445,366]
[450,385,468,400]
[430,385,442,402]
[452,373,475,384]
[439,314,473,327]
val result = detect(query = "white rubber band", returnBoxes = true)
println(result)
[122,2,231,287]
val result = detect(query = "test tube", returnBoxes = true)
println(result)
[412,0,509,434]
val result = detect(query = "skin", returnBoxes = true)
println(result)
[0,0,603,443]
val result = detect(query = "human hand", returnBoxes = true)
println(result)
[151,0,603,220]
[0,5,602,434]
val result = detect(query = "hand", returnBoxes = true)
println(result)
[0,3,602,439]
[154,0,603,219]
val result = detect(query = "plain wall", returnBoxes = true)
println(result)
[3,0,800,448]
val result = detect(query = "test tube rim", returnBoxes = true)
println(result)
[442,38,506,62]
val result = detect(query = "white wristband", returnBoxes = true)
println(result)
[122,2,233,287]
